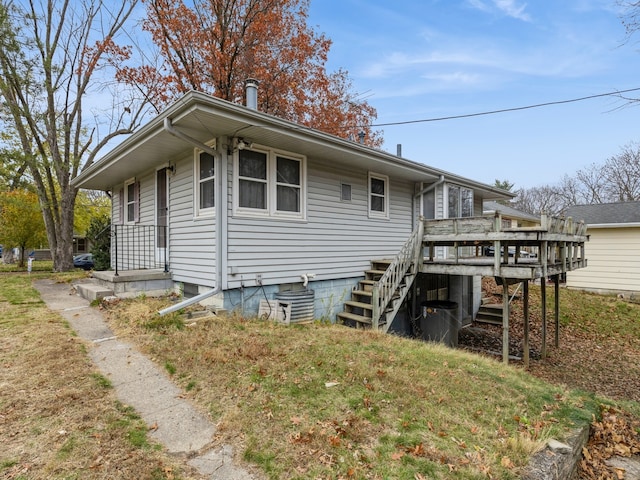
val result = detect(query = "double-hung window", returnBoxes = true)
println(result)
[235,146,305,218]
[368,172,389,219]
[122,179,139,223]
[198,151,215,214]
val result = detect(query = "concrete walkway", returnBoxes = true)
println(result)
[34,279,257,480]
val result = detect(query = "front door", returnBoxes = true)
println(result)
[156,168,168,268]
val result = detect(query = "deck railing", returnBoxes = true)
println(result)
[371,221,424,329]
[112,224,168,275]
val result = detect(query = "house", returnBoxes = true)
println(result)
[565,202,640,295]
[72,88,515,328]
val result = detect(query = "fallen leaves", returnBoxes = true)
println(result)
[577,405,640,480]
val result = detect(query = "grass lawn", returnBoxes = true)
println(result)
[0,272,203,480]
[1,272,639,479]
[103,298,604,479]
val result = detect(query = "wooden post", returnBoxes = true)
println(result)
[371,285,379,331]
[541,277,547,359]
[502,280,510,364]
[554,274,560,348]
[523,280,529,367]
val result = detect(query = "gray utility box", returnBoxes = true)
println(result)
[420,300,459,348]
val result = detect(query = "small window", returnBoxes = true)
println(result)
[341,183,352,202]
[368,173,389,218]
[198,151,215,212]
[124,179,139,223]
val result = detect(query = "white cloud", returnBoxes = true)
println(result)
[466,0,531,21]
[494,0,531,21]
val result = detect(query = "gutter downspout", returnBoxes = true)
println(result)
[158,287,221,316]
[413,175,445,225]
[162,117,224,313]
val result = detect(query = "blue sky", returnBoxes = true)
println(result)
[307,0,640,189]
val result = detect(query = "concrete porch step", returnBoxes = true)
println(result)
[75,282,114,302]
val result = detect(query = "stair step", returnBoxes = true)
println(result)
[476,304,504,325]
[345,300,373,311]
[359,279,375,292]
[365,269,386,279]
[475,315,503,326]
[337,312,373,325]
[352,289,372,299]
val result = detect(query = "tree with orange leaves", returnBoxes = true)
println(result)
[117,0,382,146]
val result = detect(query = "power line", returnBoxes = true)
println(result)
[367,87,640,127]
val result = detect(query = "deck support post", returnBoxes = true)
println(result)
[502,280,510,364]
[371,285,379,330]
[554,274,560,348]
[523,280,529,368]
[541,278,547,359]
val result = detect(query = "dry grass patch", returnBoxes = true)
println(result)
[104,297,598,479]
[0,273,204,480]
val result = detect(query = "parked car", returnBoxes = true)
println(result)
[73,253,94,270]
[483,246,536,258]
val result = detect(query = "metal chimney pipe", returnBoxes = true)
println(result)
[245,78,259,110]
[397,144,402,157]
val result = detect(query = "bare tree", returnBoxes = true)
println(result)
[0,0,152,271]
[602,142,640,201]
[575,163,608,204]
[512,185,567,216]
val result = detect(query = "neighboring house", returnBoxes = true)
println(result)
[483,201,540,228]
[72,88,513,326]
[565,202,640,295]
[73,234,91,255]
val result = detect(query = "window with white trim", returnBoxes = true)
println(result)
[368,172,389,218]
[234,146,305,218]
[124,179,139,223]
[197,151,215,213]
[447,184,473,218]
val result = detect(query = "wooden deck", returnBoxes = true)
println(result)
[419,214,588,280]
[417,214,588,365]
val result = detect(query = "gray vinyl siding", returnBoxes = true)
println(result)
[168,153,217,287]
[225,157,413,289]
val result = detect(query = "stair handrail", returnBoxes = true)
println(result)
[371,221,424,329]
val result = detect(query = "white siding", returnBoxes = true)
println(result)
[225,157,414,288]
[566,227,640,293]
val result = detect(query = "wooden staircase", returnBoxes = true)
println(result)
[336,222,423,332]
[475,304,504,325]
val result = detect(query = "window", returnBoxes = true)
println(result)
[198,151,215,213]
[422,187,435,220]
[276,156,301,212]
[239,149,268,210]
[234,146,305,218]
[124,179,139,223]
[447,184,473,218]
[368,173,389,218]
[341,183,352,202]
